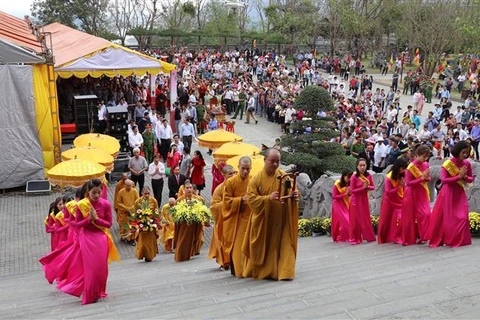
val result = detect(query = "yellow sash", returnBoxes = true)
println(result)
[66,200,77,218]
[334,180,350,208]
[55,211,67,226]
[442,159,465,188]
[386,171,404,198]
[77,198,121,263]
[407,162,430,200]
[44,211,55,226]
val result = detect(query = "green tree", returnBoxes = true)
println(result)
[31,0,109,36]
[264,0,320,51]
[280,86,356,180]
[395,0,461,75]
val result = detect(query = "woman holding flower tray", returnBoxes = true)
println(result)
[171,181,211,262]
[132,187,160,262]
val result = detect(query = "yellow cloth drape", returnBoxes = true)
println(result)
[334,180,350,208]
[407,163,430,200]
[77,198,121,263]
[56,69,168,79]
[33,64,60,170]
[386,172,404,198]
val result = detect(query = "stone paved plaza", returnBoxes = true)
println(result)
[2,81,480,319]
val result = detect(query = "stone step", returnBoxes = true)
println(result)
[2,237,480,319]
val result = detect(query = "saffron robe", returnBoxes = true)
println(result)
[208,182,230,268]
[223,174,252,276]
[116,188,139,240]
[242,168,299,280]
[134,197,159,261]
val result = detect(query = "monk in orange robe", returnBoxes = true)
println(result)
[160,198,176,252]
[174,182,205,262]
[134,187,159,262]
[223,157,253,277]
[116,179,139,244]
[242,148,299,280]
[113,173,128,220]
[208,165,236,270]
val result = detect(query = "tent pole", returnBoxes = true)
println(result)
[47,64,62,164]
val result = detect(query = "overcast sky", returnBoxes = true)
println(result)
[3,0,33,18]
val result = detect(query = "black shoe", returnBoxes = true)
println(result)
[129,240,136,246]
[255,120,258,124]
[231,117,237,119]
[244,122,249,124]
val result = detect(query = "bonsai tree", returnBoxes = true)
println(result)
[280,85,356,180]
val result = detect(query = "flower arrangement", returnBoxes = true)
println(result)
[370,215,380,230]
[168,199,212,225]
[298,219,312,237]
[310,217,324,234]
[129,199,161,232]
[469,212,480,234]
[321,217,332,233]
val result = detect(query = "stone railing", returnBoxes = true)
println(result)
[298,159,480,218]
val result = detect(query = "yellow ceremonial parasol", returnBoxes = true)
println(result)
[62,146,114,172]
[197,129,243,149]
[47,158,106,187]
[213,141,261,163]
[226,153,265,177]
[74,133,121,157]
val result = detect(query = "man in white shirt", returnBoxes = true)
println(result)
[454,106,464,124]
[386,104,398,136]
[418,124,432,141]
[180,117,195,150]
[373,138,387,173]
[171,134,184,154]
[148,154,166,205]
[224,87,233,114]
[96,101,107,133]
[117,97,128,109]
[245,93,259,124]
[156,119,174,161]
[284,104,296,131]
[454,123,469,141]
[128,126,143,154]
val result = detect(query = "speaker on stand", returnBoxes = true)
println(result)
[74,95,98,135]
[107,105,130,181]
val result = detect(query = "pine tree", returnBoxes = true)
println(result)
[280,85,356,180]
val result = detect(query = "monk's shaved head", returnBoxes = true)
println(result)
[264,148,281,175]
[264,148,281,159]
[238,156,252,179]
[239,156,252,166]
[222,164,235,174]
